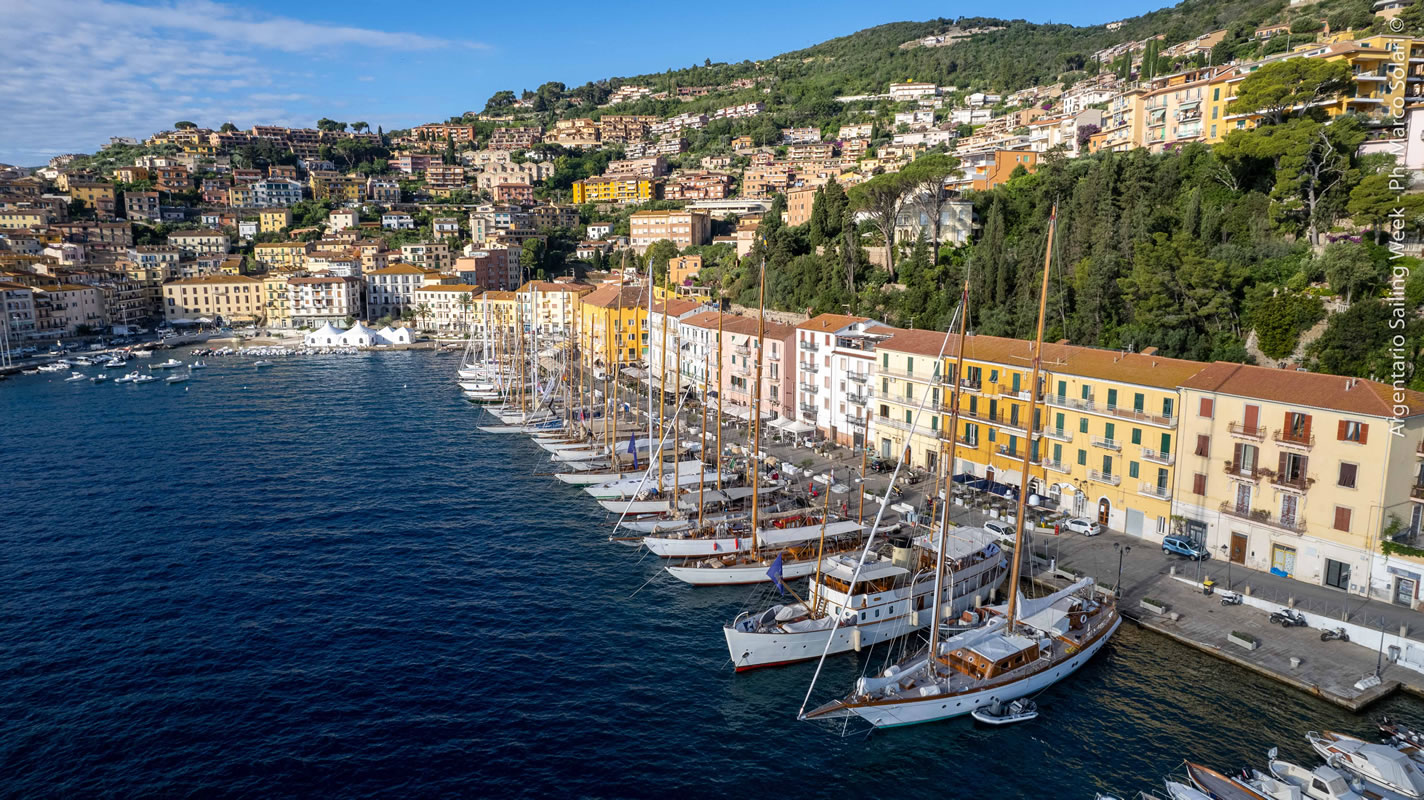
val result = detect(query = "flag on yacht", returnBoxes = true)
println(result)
[766,553,785,595]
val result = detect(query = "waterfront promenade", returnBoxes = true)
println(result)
[611,374,1424,711]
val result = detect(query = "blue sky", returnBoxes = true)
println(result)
[1,0,1159,165]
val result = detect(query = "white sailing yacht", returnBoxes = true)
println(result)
[800,208,1121,728]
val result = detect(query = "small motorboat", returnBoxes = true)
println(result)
[64,372,86,382]
[72,356,95,366]
[104,359,128,369]
[1185,762,1271,800]
[91,373,108,383]
[133,374,157,384]
[132,349,153,357]
[190,360,207,369]
[37,362,68,373]
[149,359,182,370]
[971,698,1039,726]
[166,371,190,384]
[114,372,138,384]
[1257,749,1365,800]
[253,360,273,368]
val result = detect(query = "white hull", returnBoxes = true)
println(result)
[840,616,1119,728]
[585,469,718,499]
[598,498,678,514]
[644,519,863,558]
[724,560,1005,670]
[665,555,825,586]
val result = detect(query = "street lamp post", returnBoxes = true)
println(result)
[1114,543,1131,601]
[1220,544,1231,590]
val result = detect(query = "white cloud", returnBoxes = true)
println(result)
[0,0,481,163]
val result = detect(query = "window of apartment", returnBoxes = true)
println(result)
[1339,420,1368,443]
[1334,506,1352,533]
[1102,455,1113,475]
[1057,380,1067,398]
[1055,412,1065,432]
[1129,461,1140,479]
[882,353,888,368]
[879,404,889,418]
[965,423,979,445]
[1107,388,1118,409]
[1081,384,1091,401]
[989,428,997,443]
[1079,417,1089,434]
[989,369,999,383]
[1077,449,1087,466]
[1339,462,1358,489]
[1163,397,1175,419]
[1133,393,1145,413]
[1131,428,1142,445]
[1104,422,1116,442]
[1053,443,1063,463]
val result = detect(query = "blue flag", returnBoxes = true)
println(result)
[766,552,786,595]
[628,432,638,470]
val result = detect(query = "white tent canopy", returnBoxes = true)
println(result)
[380,326,415,345]
[771,418,815,434]
[305,322,345,346]
[339,321,380,347]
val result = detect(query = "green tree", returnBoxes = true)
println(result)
[1251,292,1325,360]
[1308,299,1392,376]
[899,152,960,262]
[219,121,238,133]
[1226,59,1354,125]
[316,118,348,132]
[848,172,908,277]
[352,121,369,133]
[644,239,681,283]
[174,120,197,129]
[1318,240,1382,305]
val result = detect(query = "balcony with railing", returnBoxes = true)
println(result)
[799,382,819,395]
[1140,447,1173,465]
[1091,437,1121,451]
[846,415,867,429]
[1042,426,1072,442]
[879,366,942,384]
[1274,429,1315,450]
[1229,422,1266,440]
[798,340,817,352]
[1219,501,1305,533]
[1046,393,1092,412]
[847,371,868,384]
[1088,469,1121,486]
[1223,460,1262,481]
[799,402,818,417]
[1411,483,1424,501]
[734,344,751,356]
[799,361,820,374]
[1044,459,1070,474]
[990,412,1033,433]
[958,378,982,393]
[1108,405,1176,428]
[765,351,780,362]
[1138,482,1171,499]
[847,392,869,406]
[1269,473,1313,493]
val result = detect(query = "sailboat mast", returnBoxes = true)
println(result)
[716,306,724,494]
[810,465,833,618]
[858,446,866,524]
[699,347,708,529]
[750,256,766,553]
[929,281,972,651]
[658,269,670,494]
[1006,207,1057,627]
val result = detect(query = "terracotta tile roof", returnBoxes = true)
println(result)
[418,283,482,293]
[1180,361,1424,418]
[367,264,431,275]
[579,283,651,309]
[168,274,261,285]
[718,314,795,340]
[680,310,723,330]
[795,312,870,332]
[650,297,704,316]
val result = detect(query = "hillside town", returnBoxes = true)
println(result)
[2,10,1424,609]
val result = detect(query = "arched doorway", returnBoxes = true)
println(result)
[986,467,996,484]
[1097,498,1111,526]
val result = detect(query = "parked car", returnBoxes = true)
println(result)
[1162,535,1210,560]
[1064,517,1103,536]
[982,519,1016,544]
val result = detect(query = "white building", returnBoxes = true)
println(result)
[289,275,362,327]
[251,178,303,207]
[794,313,897,446]
[328,208,359,233]
[647,295,713,392]
[382,213,415,230]
[365,264,443,319]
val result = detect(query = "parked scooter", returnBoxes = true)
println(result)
[1321,627,1350,642]
[1220,591,1244,606]
[1270,608,1308,627]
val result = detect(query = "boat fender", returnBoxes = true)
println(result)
[851,627,863,652]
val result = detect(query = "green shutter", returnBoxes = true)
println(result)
[1107,388,1118,408]
[1163,397,1174,419]
[1079,418,1088,434]
[1057,380,1066,397]
[1055,412,1064,431]
[1105,422,1115,441]
[1133,392,1144,412]
[1161,432,1171,453]
[1129,461,1139,479]
[1077,449,1086,466]
[1053,443,1063,462]
[1131,428,1141,445]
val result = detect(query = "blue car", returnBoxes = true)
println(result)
[1162,535,1209,560]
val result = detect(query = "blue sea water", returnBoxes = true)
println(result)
[1,350,1420,799]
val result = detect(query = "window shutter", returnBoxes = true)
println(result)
[1200,397,1214,417]
[1334,506,1351,532]
[1233,442,1242,466]
[1197,435,1210,457]
[1192,473,1206,495]
[1359,423,1369,444]
[1302,415,1312,440]
[1337,420,1348,441]
[1277,452,1287,476]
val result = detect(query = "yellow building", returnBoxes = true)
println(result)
[162,274,265,324]
[572,175,657,205]
[259,208,293,233]
[310,173,363,202]
[1204,36,1423,143]
[471,290,520,342]
[69,182,117,217]
[254,241,312,269]
[872,334,1204,539]
[575,283,650,367]
[517,280,593,338]
[261,272,295,328]
[1175,362,1424,604]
